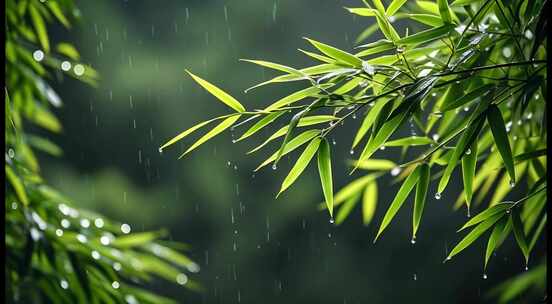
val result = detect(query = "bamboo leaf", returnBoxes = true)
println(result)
[386,0,408,16]
[317,138,334,217]
[179,115,241,158]
[440,84,494,112]
[408,14,444,27]
[385,136,434,147]
[240,59,305,78]
[458,202,513,231]
[264,84,332,111]
[29,4,49,52]
[185,70,245,112]
[362,181,378,225]
[236,111,286,142]
[437,0,452,23]
[461,138,478,210]
[511,208,530,264]
[273,110,306,167]
[336,192,361,225]
[446,212,504,260]
[375,165,422,241]
[254,129,321,171]
[277,137,321,196]
[304,37,362,67]
[487,105,515,183]
[485,216,508,270]
[351,98,390,149]
[413,163,429,239]
[345,7,378,17]
[5,166,29,206]
[160,115,230,151]
[352,159,397,171]
[398,24,454,45]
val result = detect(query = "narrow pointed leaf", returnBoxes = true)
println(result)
[240,59,305,78]
[447,212,504,260]
[254,130,321,171]
[511,208,530,264]
[375,165,422,241]
[385,136,433,147]
[236,111,286,142]
[278,137,321,196]
[179,115,241,158]
[351,98,390,149]
[186,70,245,112]
[386,0,408,16]
[461,138,478,209]
[398,24,454,45]
[487,105,515,183]
[352,159,396,171]
[408,14,444,27]
[304,38,362,67]
[336,192,361,225]
[413,163,430,238]
[160,115,229,151]
[459,202,513,231]
[273,110,306,167]
[264,85,332,111]
[362,181,378,225]
[29,5,49,52]
[485,216,508,270]
[440,84,494,112]
[437,0,452,23]
[317,138,334,216]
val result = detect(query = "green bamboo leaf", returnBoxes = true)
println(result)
[351,98,390,149]
[528,214,546,252]
[317,138,334,217]
[487,105,515,183]
[511,208,530,264]
[273,110,306,167]
[29,4,49,52]
[247,115,337,154]
[371,0,386,15]
[461,138,478,210]
[236,111,285,142]
[345,7,378,17]
[408,14,444,27]
[297,49,336,64]
[458,202,513,231]
[160,115,230,151]
[254,129,321,171]
[352,159,397,171]
[277,137,321,196]
[185,70,245,112]
[355,39,396,57]
[304,37,362,67]
[437,0,452,23]
[264,84,332,111]
[386,0,408,16]
[398,24,454,45]
[437,115,484,194]
[5,166,29,206]
[336,192,361,225]
[374,165,422,242]
[179,115,241,158]
[446,212,504,260]
[112,231,165,248]
[440,84,493,112]
[373,10,401,42]
[46,2,70,28]
[413,163,430,239]
[450,0,480,6]
[385,136,434,147]
[362,180,378,225]
[485,216,508,270]
[240,59,306,78]
[331,174,381,208]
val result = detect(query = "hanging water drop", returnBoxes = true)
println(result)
[509,180,515,188]
[272,164,277,170]
[349,149,354,155]
[465,148,471,155]
[411,236,416,244]
[391,167,401,176]
[329,217,335,224]
[434,192,441,200]
[482,273,488,280]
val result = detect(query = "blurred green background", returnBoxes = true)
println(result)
[43,1,545,303]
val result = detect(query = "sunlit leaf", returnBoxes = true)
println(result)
[446,212,504,260]
[278,137,321,196]
[179,115,241,158]
[362,181,378,225]
[186,70,246,112]
[317,138,334,217]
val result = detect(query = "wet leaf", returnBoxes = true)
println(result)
[317,138,334,217]
[447,212,504,260]
[304,37,362,67]
[458,202,513,231]
[413,163,430,239]
[255,129,321,171]
[487,105,515,183]
[179,115,241,158]
[278,137,321,196]
[461,138,478,209]
[186,70,245,112]
[511,208,530,264]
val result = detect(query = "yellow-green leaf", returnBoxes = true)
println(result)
[362,181,378,225]
[487,105,515,183]
[277,137,321,196]
[413,163,430,239]
[186,70,245,112]
[317,138,334,217]
[179,115,241,158]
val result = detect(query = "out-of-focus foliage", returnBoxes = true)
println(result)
[5,0,199,303]
[162,0,547,301]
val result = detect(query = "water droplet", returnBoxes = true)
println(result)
[76,234,87,243]
[73,64,85,76]
[33,50,44,62]
[55,229,63,237]
[100,235,111,246]
[431,92,437,97]
[509,180,515,188]
[434,192,441,200]
[391,167,401,176]
[61,219,70,228]
[272,164,277,170]
[232,139,237,143]
[112,281,120,289]
[176,273,188,285]
[463,106,470,112]
[60,280,69,289]
[362,61,375,75]
[524,29,533,39]
[61,61,71,71]
[502,47,512,58]
[482,273,488,280]
[432,134,440,141]
[11,202,17,210]
[525,265,529,271]
[465,148,471,155]
[233,164,238,170]
[94,218,104,228]
[80,218,90,228]
[121,223,131,234]
[113,262,122,271]
[91,250,101,260]
[413,273,417,281]
[158,147,163,154]
[329,217,335,224]
[8,148,15,158]
[125,294,138,304]
[379,146,386,150]
[349,149,354,155]
[332,138,336,145]
[411,237,416,244]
